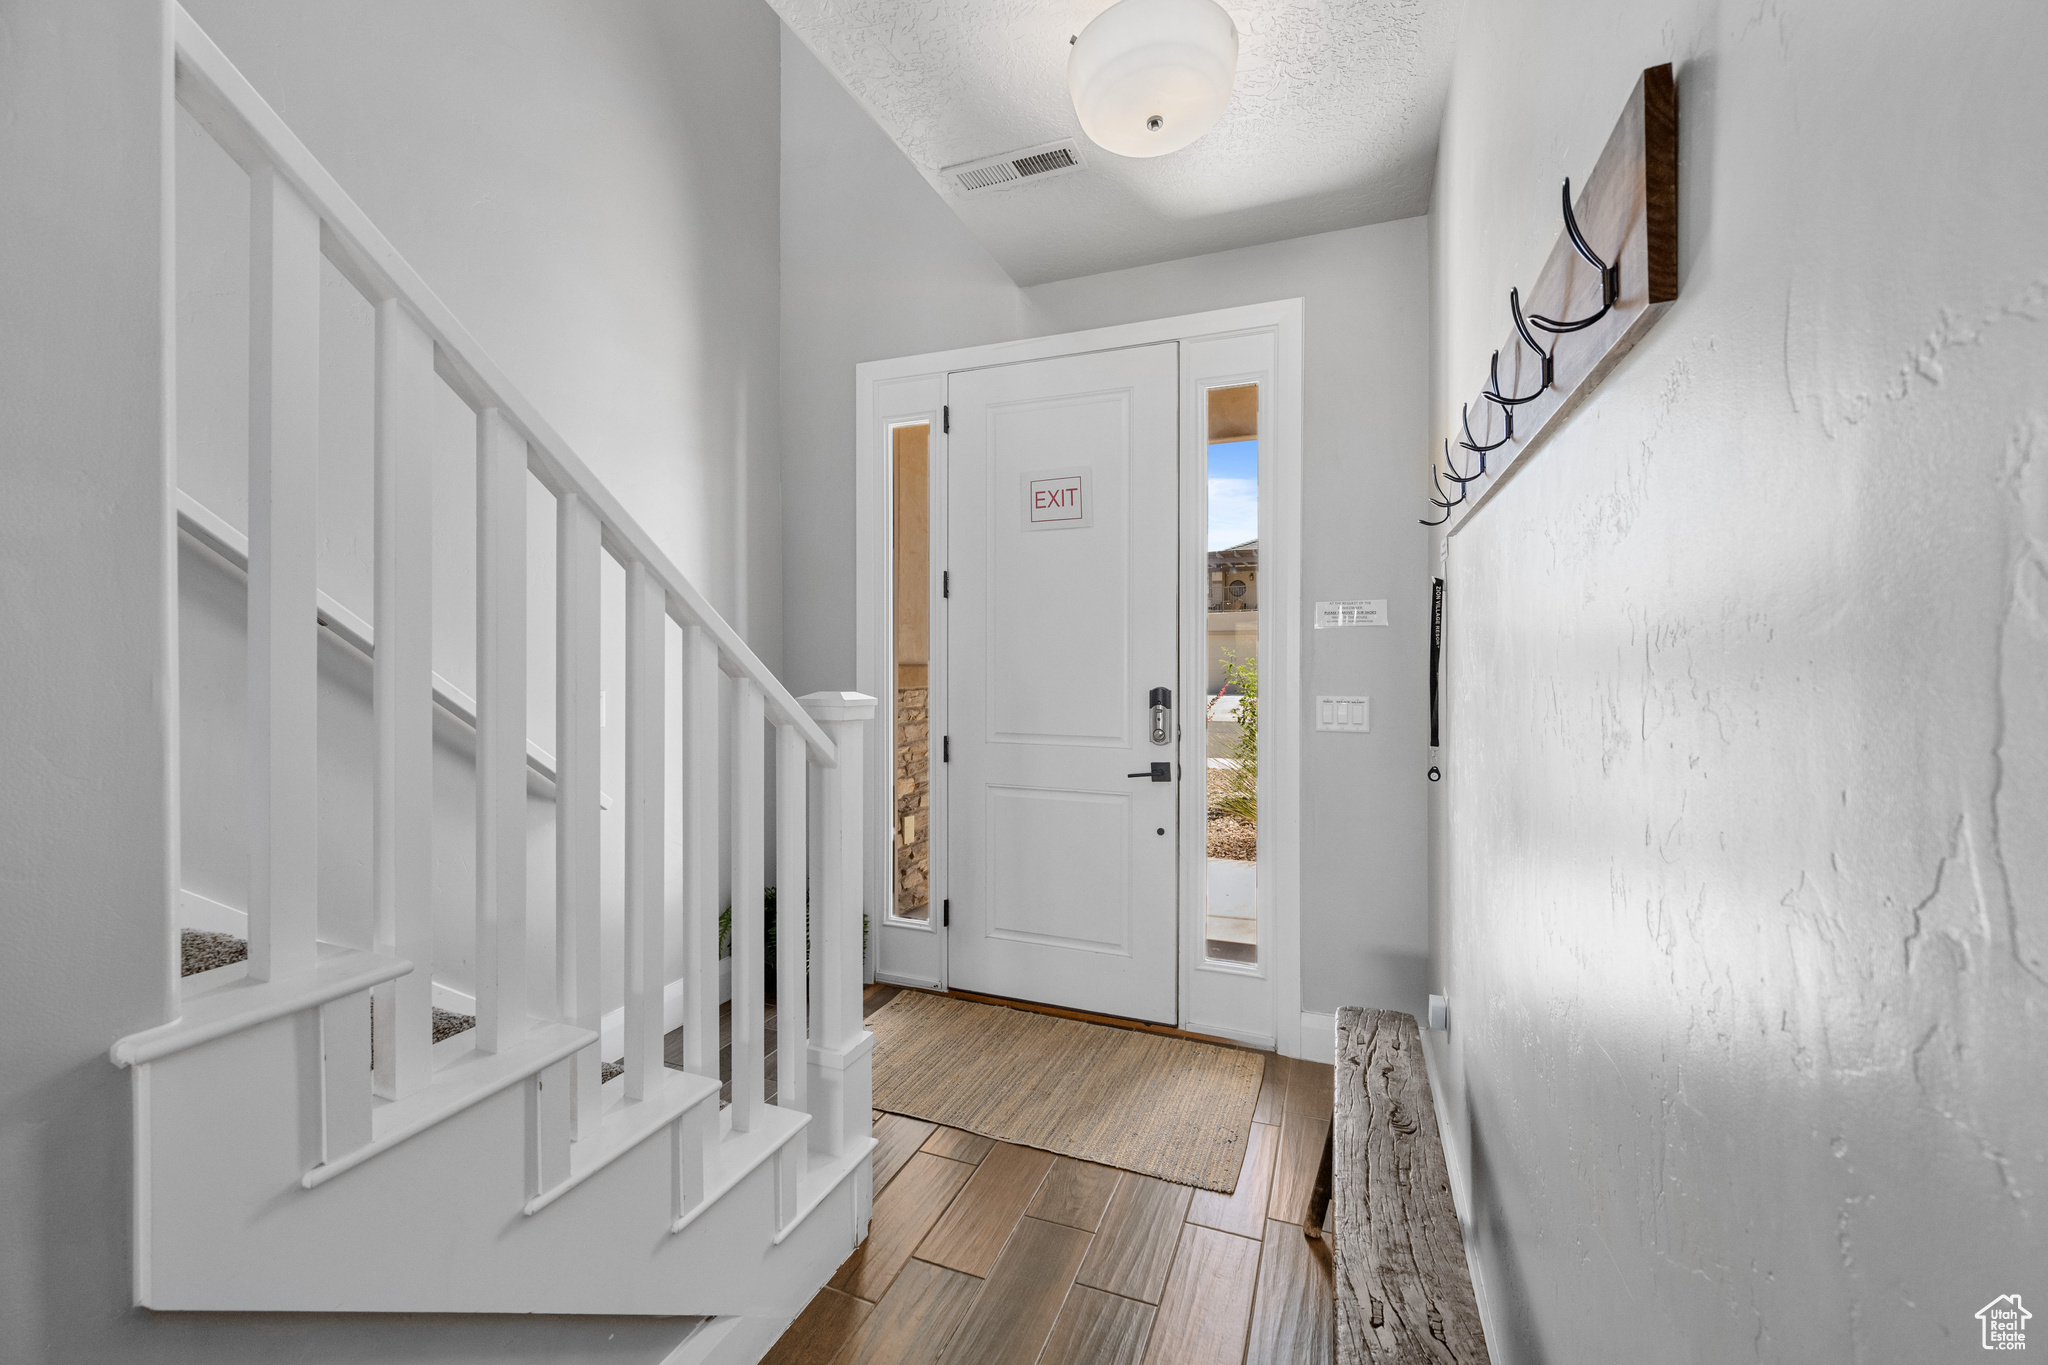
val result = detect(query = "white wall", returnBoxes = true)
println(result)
[1,1,777,1359]
[778,24,1027,699]
[181,0,784,655]
[1428,0,2048,1359]
[1024,224,1434,1018]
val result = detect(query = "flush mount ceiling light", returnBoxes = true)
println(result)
[1067,0,1240,158]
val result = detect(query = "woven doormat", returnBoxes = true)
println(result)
[868,991,1265,1193]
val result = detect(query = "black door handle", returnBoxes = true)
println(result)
[1126,763,1172,782]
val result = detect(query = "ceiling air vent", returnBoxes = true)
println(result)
[942,140,1085,196]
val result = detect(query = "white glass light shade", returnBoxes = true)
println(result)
[1067,0,1239,158]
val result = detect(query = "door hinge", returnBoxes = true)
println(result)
[942,405,950,433]
[942,569,950,598]
[942,899,950,928]
[942,735,950,762]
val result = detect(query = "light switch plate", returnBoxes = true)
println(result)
[1316,696,1370,732]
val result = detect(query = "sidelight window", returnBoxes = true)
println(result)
[1204,384,1258,965]
[891,423,933,923]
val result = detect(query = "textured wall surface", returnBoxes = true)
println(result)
[772,0,1454,284]
[1427,0,2048,1359]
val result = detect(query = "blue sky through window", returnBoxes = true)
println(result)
[1208,439,1258,551]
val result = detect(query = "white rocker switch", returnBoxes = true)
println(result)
[1316,696,1370,732]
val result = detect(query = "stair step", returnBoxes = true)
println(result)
[182,931,481,1043]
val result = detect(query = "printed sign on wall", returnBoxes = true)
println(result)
[1315,599,1388,628]
[1021,467,1093,531]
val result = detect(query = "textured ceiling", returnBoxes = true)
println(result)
[771,0,1457,285]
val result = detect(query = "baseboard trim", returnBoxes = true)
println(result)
[660,1312,791,1365]
[1419,1028,1503,1360]
[1298,1011,1336,1064]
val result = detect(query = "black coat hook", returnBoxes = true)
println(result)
[1509,288,1557,392]
[1429,462,1467,510]
[1420,450,1455,525]
[1527,178,1620,334]
[1442,434,1480,484]
[1457,401,1511,459]
[1481,348,1544,412]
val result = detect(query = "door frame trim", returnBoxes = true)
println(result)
[854,299,1306,1055]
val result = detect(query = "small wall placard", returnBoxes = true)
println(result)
[1316,599,1388,628]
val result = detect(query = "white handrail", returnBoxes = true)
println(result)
[170,4,835,768]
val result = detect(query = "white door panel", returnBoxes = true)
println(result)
[946,344,1179,1023]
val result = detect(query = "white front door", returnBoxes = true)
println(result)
[944,344,1181,1023]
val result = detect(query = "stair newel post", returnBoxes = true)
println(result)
[244,164,321,986]
[555,492,604,1136]
[474,406,529,1054]
[774,723,809,1118]
[680,626,721,1079]
[623,561,667,1099]
[798,692,877,1159]
[371,298,436,1101]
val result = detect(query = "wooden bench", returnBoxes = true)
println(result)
[1328,1006,1491,1364]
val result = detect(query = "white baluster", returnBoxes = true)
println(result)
[798,692,876,1157]
[623,561,666,1099]
[680,626,720,1078]
[775,723,808,1116]
[245,165,321,984]
[371,299,435,1100]
[555,493,603,1133]
[729,679,765,1130]
[474,407,528,1052]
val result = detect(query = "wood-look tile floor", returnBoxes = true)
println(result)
[764,985,1335,1365]
[648,993,776,1107]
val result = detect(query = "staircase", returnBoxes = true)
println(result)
[110,7,875,1342]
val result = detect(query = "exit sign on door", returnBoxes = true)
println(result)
[1021,467,1092,530]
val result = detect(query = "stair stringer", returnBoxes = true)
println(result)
[131,1008,867,1316]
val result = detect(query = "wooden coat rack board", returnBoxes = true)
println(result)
[1431,64,1678,532]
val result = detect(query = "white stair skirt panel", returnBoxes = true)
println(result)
[124,997,873,1312]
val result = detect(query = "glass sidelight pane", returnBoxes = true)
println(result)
[1204,385,1258,965]
[892,423,933,922]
